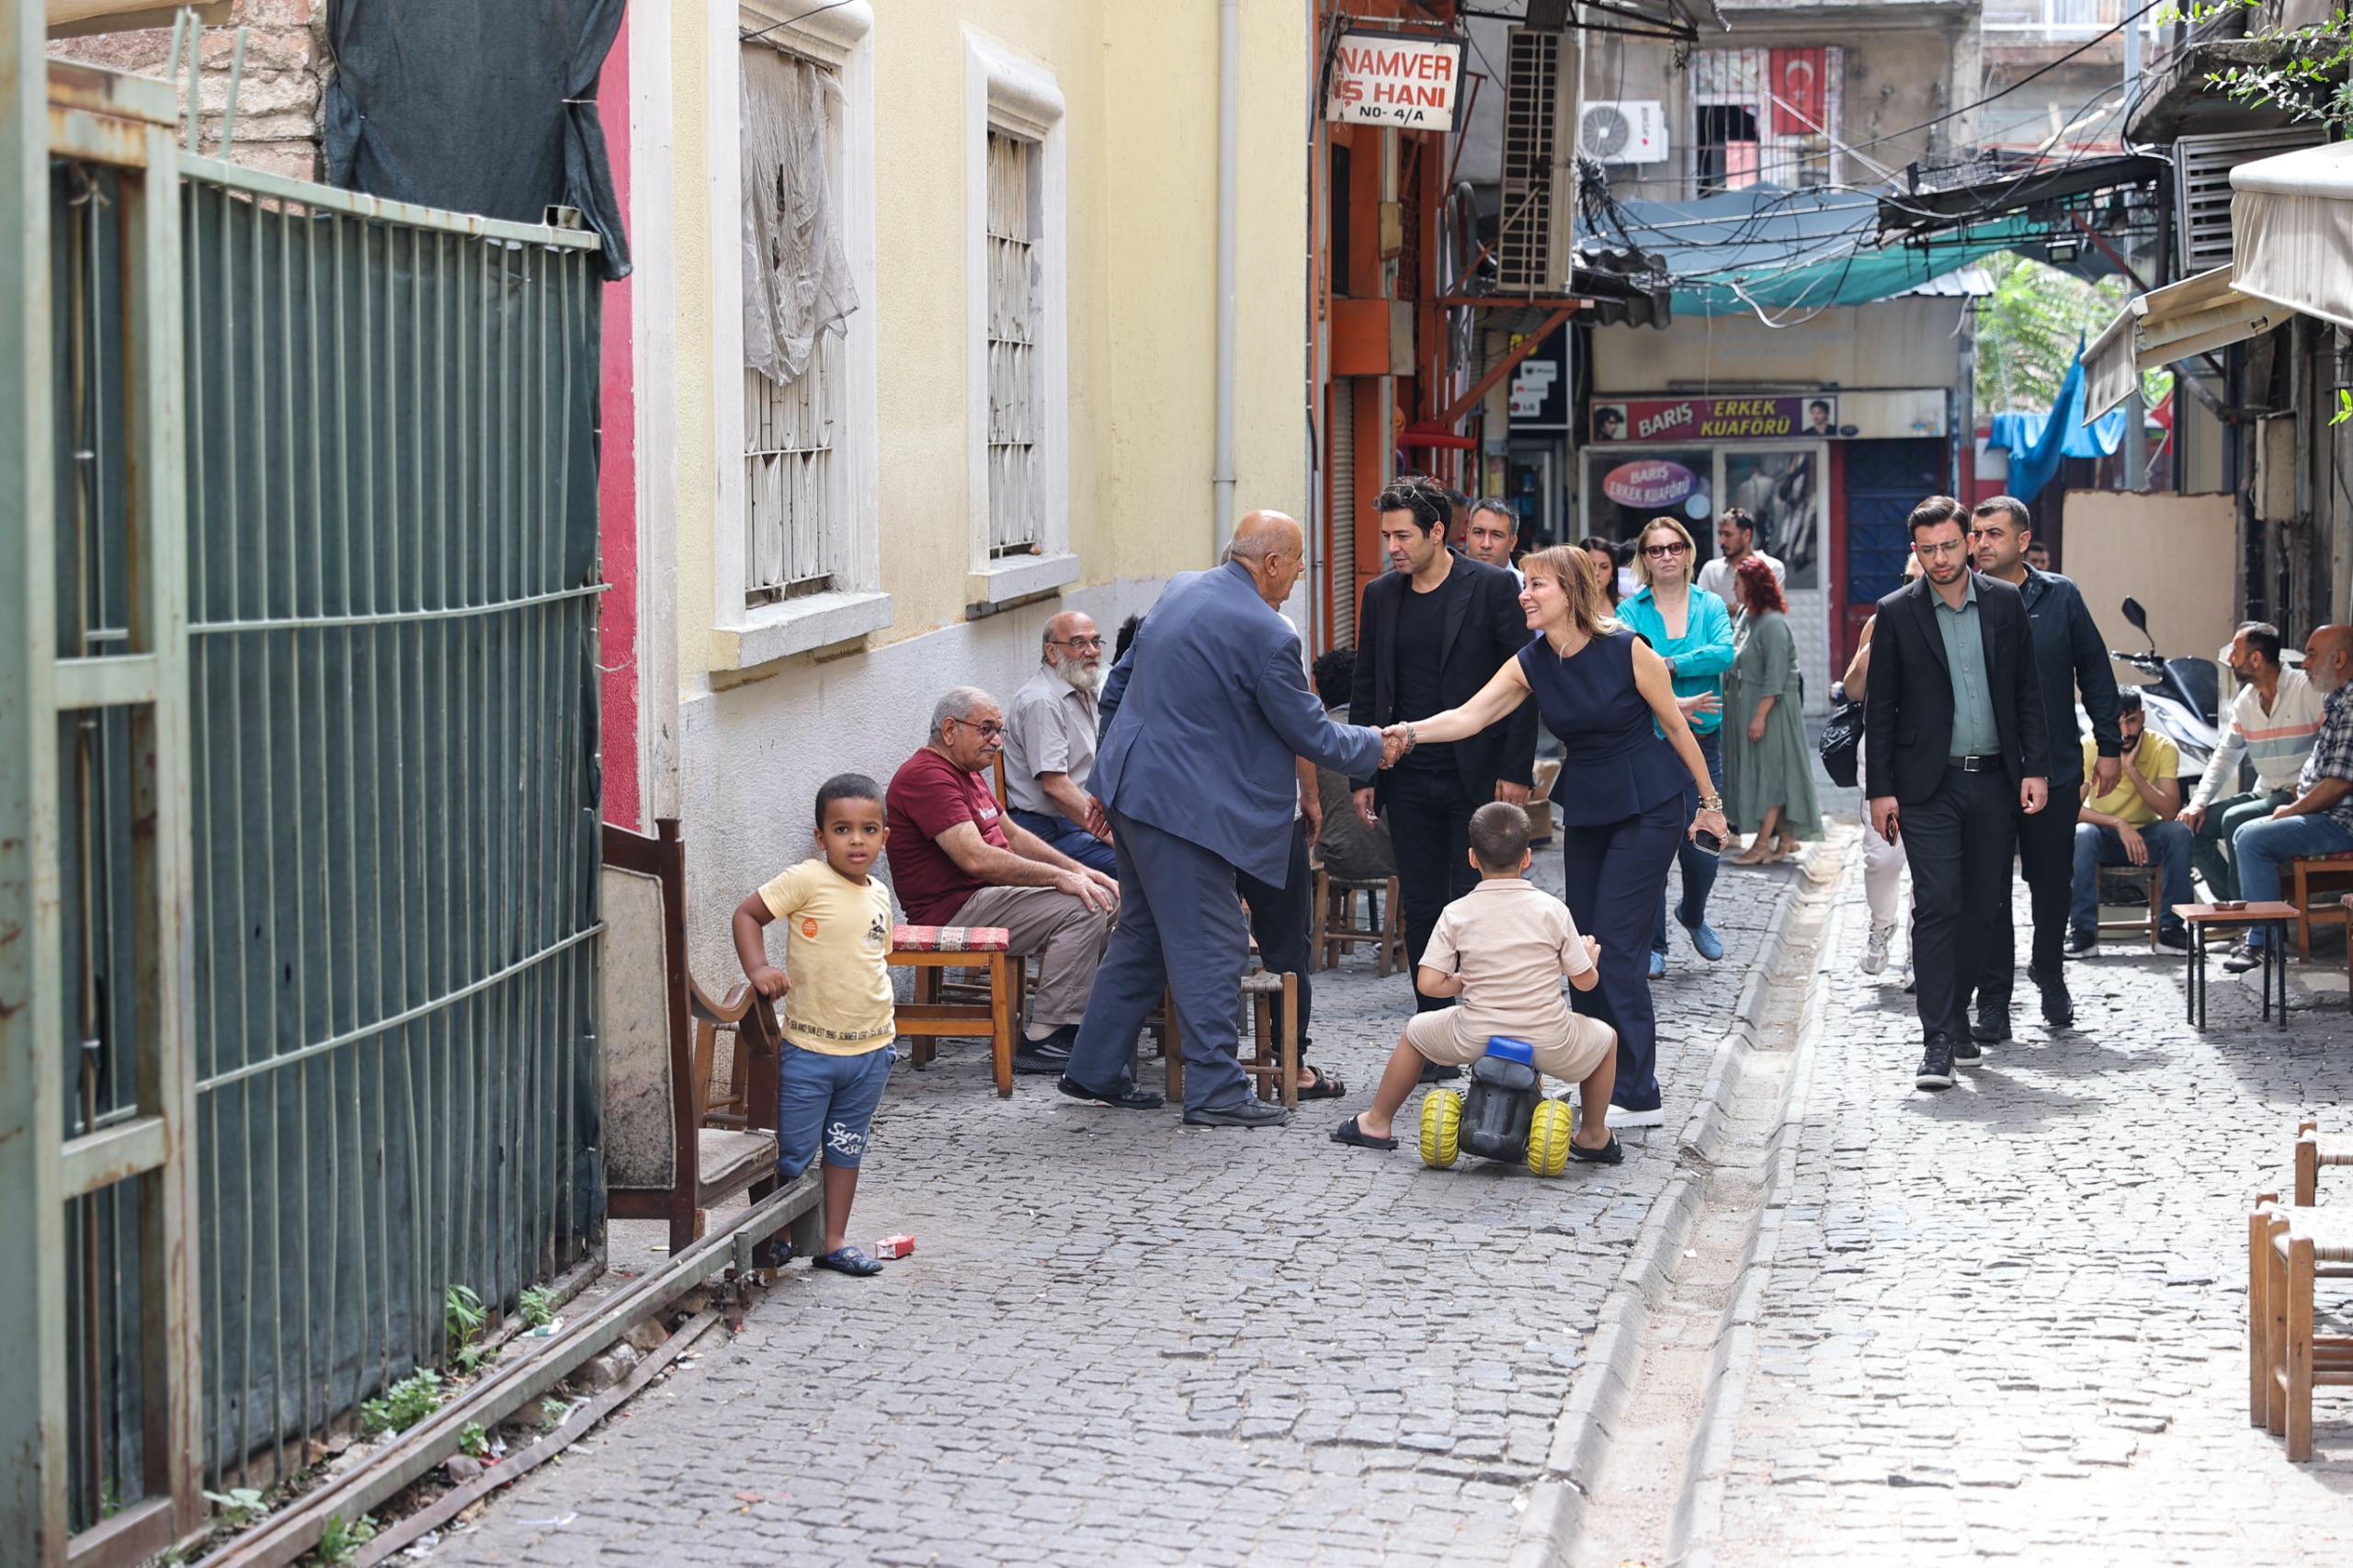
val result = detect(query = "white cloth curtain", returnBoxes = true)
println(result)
[741,48,857,385]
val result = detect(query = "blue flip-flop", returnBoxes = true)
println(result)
[813,1245,884,1277]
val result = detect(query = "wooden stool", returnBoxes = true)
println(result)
[2255,1206,2353,1460]
[1313,868,1404,975]
[2290,849,2353,958]
[2174,901,2293,1029]
[2298,1119,2353,1206]
[2091,862,2165,951]
[1158,970,1301,1108]
[888,924,1017,1098]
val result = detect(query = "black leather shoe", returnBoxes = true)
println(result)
[1057,1074,1165,1110]
[2029,968,2075,1027]
[1970,1007,2011,1045]
[1915,1036,1956,1091]
[1182,1098,1292,1128]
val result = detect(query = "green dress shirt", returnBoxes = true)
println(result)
[1933,576,2000,759]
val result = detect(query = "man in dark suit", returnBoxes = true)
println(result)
[1348,474,1539,1014]
[1863,495,2052,1092]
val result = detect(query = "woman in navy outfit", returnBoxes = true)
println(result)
[1381,545,1728,1123]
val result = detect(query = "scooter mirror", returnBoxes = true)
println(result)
[2120,597,2148,635]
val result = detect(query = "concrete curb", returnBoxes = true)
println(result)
[1663,849,1852,1568]
[1506,858,1813,1568]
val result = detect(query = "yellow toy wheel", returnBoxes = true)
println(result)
[1527,1098,1574,1177]
[1419,1088,1461,1168]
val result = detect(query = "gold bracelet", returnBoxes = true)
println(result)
[1699,794,1723,812]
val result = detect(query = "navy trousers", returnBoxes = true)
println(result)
[1063,807,1254,1111]
[1010,807,1120,878]
[1563,791,1686,1115]
[1236,817,1313,1048]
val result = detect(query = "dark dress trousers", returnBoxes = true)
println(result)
[1862,573,2052,1045]
[1348,551,1538,1010]
[1972,568,2120,1010]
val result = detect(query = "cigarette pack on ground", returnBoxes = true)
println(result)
[873,1233,915,1260]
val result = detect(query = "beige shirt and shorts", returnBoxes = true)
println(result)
[1404,878,1615,1085]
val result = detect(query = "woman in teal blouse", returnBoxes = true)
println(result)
[1616,516,1736,971]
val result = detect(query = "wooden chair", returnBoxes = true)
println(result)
[2290,849,2353,958]
[2091,863,2165,951]
[1313,867,1404,975]
[2298,1119,2353,1207]
[1158,970,1301,1108]
[889,924,1017,1097]
[601,820,783,1255]
[2253,1204,2353,1460]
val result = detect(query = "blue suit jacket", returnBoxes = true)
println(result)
[1095,562,1385,886]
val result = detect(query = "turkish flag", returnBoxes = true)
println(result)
[1771,48,1826,136]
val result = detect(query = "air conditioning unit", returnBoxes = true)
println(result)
[2177,126,2325,276]
[1496,27,1580,293]
[1580,100,1668,165]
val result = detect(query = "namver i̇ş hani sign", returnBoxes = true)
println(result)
[1325,32,1463,131]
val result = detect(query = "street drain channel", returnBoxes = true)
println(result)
[1565,846,1843,1568]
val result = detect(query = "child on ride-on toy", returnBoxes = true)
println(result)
[1329,801,1623,1165]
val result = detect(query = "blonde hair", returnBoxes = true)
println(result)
[1632,515,1698,588]
[1520,545,1620,640]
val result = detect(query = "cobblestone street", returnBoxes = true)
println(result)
[430,850,1801,1566]
[1704,846,2353,1564]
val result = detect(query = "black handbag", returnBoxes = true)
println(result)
[1819,699,1863,789]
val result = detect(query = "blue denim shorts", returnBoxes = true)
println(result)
[776,1043,892,1177]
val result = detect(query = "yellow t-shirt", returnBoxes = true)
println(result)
[756,858,895,1055]
[2081,732,2180,828]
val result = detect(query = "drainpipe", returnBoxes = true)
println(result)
[1213,0,1240,556]
[2121,8,2145,491]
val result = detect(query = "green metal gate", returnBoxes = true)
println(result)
[7,29,607,1565]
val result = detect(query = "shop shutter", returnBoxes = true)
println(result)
[1330,378,1357,650]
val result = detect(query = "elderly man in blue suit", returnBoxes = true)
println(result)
[1060,511,1402,1126]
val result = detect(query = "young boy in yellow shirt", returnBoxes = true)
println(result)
[732,773,898,1276]
[1330,801,1623,1163]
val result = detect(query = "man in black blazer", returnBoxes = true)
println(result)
[1349,474,1539,1013]
[1862,495,2052,1091]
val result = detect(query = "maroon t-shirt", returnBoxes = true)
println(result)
[886,747,1009,924]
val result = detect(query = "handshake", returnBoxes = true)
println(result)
[1376,722,1419,769]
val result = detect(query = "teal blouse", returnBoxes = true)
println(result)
[1617,585,1735,735]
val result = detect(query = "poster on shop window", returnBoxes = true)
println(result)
[1581,446,1821,592]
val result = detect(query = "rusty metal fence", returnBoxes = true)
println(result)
[11,39,607,1565]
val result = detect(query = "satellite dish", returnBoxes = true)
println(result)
[1582,104,1631,161]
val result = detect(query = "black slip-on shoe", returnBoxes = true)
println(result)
[1569,1133,1624,1165]
[1328,1115,1397,1151]
[1056,1074,1165,1110]
[1013,1045,1073,1075]
[1915,1037,1956,1091]
[1418,1062,1461,1084]
[1183,1098,1291,1128]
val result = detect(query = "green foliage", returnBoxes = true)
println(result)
[2336,388,2353,427]
[358,1369,444,1436]
[458,1421,490,1459]
[1973,252,2173,416]
[203,1486,267,1528]
[2192,1,2353,139]
[313,1511,378,1567]
[446,1283,495,1374]
[518,1284,560,1329]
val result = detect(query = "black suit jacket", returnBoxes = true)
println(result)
[1347,550,1539,801]
[1862,572,2052,806]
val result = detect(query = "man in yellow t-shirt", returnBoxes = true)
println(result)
[731,773,897,1277]
[2067,689,2190,956]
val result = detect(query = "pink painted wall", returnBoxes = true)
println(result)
[597,17,642,831]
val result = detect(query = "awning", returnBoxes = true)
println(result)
[2231,141,2353,332]
[2084,264,2285,418]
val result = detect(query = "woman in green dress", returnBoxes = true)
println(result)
[1723,554,1823,864]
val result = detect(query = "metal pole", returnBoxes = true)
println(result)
[1213,0,1239,556]
[2121,12,2145,492]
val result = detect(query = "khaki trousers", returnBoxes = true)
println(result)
[948,884,1114,1040]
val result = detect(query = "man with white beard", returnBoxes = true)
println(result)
[1003,611,1120,876]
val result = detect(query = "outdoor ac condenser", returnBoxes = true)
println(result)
[1497,26,1582,293]
[1579,101,1668,165]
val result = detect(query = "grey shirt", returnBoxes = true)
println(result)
[1933,575,1999,758]
[1001,664,1098,818]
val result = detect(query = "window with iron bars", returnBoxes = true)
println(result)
[745,334,840,605]
[986,129,1041,558]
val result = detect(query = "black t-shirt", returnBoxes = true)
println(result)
[1392,579,1457,772]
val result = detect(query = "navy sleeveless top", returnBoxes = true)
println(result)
[1518,626,1690,826]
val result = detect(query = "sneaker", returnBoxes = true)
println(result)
[1901,962,1915,994]
[2063,929,2097,959]
[2031,969,2075,1028]
[1915,1036,1957,1091]
[1861,922,1894,975]
[1676,905,1726,961]
[2156,928,2190,954]
[1648,949,1666,982]
[1609,1102,1667,1129]
[1969,1006,2010,1045]
[1951,1035,1984,1067]
[2222,942,2265,974]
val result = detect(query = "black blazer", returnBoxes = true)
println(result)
[1862,572,2051,806]
[1347,551,1539,801]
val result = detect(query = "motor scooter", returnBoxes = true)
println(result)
[2100,597,2218,777]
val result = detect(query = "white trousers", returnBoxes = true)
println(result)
[1858,737,1910,932]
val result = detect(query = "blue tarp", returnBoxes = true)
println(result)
[1579,184,2052,318]
[1984,353,2124,503]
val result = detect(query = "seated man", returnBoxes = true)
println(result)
[2067,689,2191,956]
[887,687,1121,1074]
[2178,620,2321,902]
[1002,611,1118,877]
[1327,802,1621,1164]
[2226,624,2353,971]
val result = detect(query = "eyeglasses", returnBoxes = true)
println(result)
[950,718,1005,739]
[1050,636,1104,652]
[1915,539,1969,557]
[1643,542,1687,558]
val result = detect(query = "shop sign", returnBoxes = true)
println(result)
[1591,395,1838,444]
[1600,459,1701,510]
[1324,33,1463,131]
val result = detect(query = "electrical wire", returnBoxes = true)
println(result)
[739,0,862,47]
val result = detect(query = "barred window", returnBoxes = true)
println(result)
[985,129,1041,557]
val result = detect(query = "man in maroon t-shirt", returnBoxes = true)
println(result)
[887,686,1120,1074]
